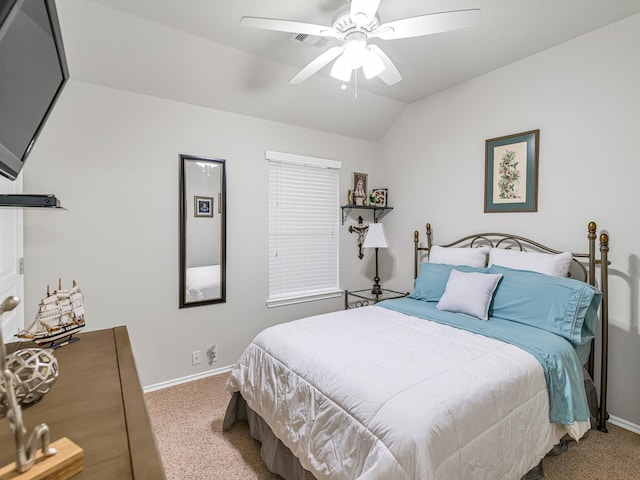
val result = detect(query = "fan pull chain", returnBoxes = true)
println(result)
[354,69,358,100]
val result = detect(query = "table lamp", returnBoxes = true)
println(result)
[363,223,389,295]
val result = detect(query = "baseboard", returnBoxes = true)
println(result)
[608,415,640,435]
[143,364,233,393]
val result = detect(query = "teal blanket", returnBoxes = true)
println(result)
[380,297,588,425]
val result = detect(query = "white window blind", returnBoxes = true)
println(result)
[267,150,341,307]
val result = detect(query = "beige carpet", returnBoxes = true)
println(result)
[146,373,640,480]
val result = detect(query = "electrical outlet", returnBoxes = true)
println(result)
[206,345,217,365]
[192,350,201,366]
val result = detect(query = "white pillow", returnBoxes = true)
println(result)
[429,245,489,268]
[488,248,572,277]
[436,270,503,321]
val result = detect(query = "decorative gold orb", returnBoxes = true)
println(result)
[0,348,59,417]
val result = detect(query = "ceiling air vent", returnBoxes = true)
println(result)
[289,33,329,48]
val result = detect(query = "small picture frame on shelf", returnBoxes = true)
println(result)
[371,188,387,207]
[347,189,354,205]
[352,172,368,201]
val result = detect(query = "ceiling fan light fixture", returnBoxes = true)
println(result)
[361,47,385,79]
[330,53,353,82]
[343,35,367,69]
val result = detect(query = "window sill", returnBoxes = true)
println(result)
[266,290,343,308]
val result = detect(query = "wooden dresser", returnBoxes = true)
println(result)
[0,327,166,479]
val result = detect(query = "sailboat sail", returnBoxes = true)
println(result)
[16,280,85,347]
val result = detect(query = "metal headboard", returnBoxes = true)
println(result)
[413,221,610,432]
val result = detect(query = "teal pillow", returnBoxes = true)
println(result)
[488,265,601,347]
[409,263,488,302]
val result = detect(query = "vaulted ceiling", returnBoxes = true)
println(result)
[62,0,640,141]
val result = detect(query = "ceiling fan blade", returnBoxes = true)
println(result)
[289,46,344,84]
[241,16,340,38]
[373,9,480,40]
[350,0,381,22]
[368,45,402,85]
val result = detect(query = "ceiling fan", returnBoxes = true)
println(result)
[241,0,480,86]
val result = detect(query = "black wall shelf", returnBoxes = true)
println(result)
[0,194,62,208]
[341,205,393,225]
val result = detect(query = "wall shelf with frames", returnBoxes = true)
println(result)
[341,205,393,225]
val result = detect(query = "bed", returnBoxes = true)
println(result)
[185,264,220,302]
[223,222,610,480]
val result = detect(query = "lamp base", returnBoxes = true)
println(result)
[371,276,382,296]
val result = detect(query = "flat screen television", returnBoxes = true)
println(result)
[0,0,68,181]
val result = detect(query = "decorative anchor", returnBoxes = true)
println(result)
[0,296,57,473]
[349,216,369,259]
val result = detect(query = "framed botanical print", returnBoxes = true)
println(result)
[485,129,539,213]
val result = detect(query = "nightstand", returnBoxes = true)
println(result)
[344,288,408,309]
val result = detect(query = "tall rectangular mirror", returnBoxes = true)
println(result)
[179,154,226,307]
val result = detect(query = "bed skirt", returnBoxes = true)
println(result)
[223,391,317,480]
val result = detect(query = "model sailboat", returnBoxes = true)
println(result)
[15,279,85,348]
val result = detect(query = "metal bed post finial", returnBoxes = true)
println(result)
[598,231,610,432]
[414,230,420,279]
[587,222,597,378]
[413,224,433,279]
[587,222,597,287]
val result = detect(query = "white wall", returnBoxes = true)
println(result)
[378,14,640,427]
[0,174,24,342]
[22,81,379,386]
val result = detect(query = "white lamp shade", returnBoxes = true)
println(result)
[363,223,389,249]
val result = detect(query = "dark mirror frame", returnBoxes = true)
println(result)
[179,154,226,308]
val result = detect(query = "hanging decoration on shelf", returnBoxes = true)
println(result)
[348,216,369,259]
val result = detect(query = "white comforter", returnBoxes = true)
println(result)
[227,306,588,480]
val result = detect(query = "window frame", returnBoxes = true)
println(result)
[266,150,342,308]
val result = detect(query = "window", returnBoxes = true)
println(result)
[266,150,341,307]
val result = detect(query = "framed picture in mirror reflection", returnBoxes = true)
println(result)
[194,195,214,217]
